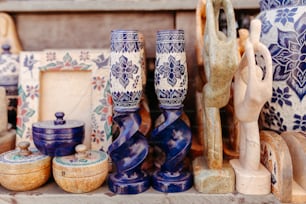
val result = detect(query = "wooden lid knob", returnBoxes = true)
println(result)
[75,144,88,159]
[18,141,32,156]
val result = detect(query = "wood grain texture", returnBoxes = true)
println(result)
[16,12,174,58]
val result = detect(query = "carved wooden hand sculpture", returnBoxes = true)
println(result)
[202,0,239,169]
[230,19,272,195]
[234,19,272,171]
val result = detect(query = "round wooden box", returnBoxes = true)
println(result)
[53,144,108,193]
[0,141,51,191]
[32,112,84,157]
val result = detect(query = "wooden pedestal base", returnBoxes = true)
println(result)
[230,159,271,195]
[193,157,235,193]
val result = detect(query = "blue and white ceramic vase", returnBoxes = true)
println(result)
[0,44,19,128]
[108,30,150,194]
[151,30,192,193]
[258,0,305,133]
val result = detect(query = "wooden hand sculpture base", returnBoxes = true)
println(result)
[0,87,15,154]
[193,157,235,193]
[193,0,238,193]
[230,19,272,195]
[230,159,270,195]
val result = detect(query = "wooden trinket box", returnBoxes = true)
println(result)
[52,144,108,193]
[0,141,51,191]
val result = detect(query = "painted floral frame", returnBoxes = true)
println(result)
[17,50,112,152]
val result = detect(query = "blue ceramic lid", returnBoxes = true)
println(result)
[32,112,85,134]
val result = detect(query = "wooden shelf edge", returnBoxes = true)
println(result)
[0,0,259,13]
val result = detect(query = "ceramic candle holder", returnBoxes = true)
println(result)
[151,29,192,193]
[108,30,150,194]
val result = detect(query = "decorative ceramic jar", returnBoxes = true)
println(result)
[53,144,108,193]
[108,30,150,194]
[32,112,84,157]
[258,0,306,133]
[0,44,19,128]
[151,29,192,193]
[0,141,51,191]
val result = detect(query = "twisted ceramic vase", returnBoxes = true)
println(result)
[151,30,192,193]
[108,30,150,194]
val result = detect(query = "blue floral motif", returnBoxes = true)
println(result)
[155,55,185,87]
[275,8,297,25]
[259,0,301,11]
[272,87,292,107]
[268,12,306,101]
[23,54,37,78]
[293,114,306,131]
[262,102,287,133]
[111,55,139,89]
[259,13,273,34]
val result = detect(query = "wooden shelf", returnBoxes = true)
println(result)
[0,0,259,12]
[0,180,279,204]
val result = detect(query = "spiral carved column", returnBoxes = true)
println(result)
[152,30,192,193]
[108,30,149,194]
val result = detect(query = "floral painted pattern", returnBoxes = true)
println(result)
[155,55,185,87]
[17,50,112,152]
[262,102,287,133]
[272,87,292,107]
[0,55,18,74]
[39,52,92,71]
[16,86,35,139]
[26,85,39,100]
[92,76,106,91]
[269,13,306,101]
[293,114,306,131]
[259,0,302,11]
[275,8,297,25]
[111,55,139,88]
[46,52,56,61]
[23,54,37,78]
[80,51,90,61]
[259,13,273,34]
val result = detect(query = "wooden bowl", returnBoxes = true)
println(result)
[0,141,51,191]
[53,144,108,193]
